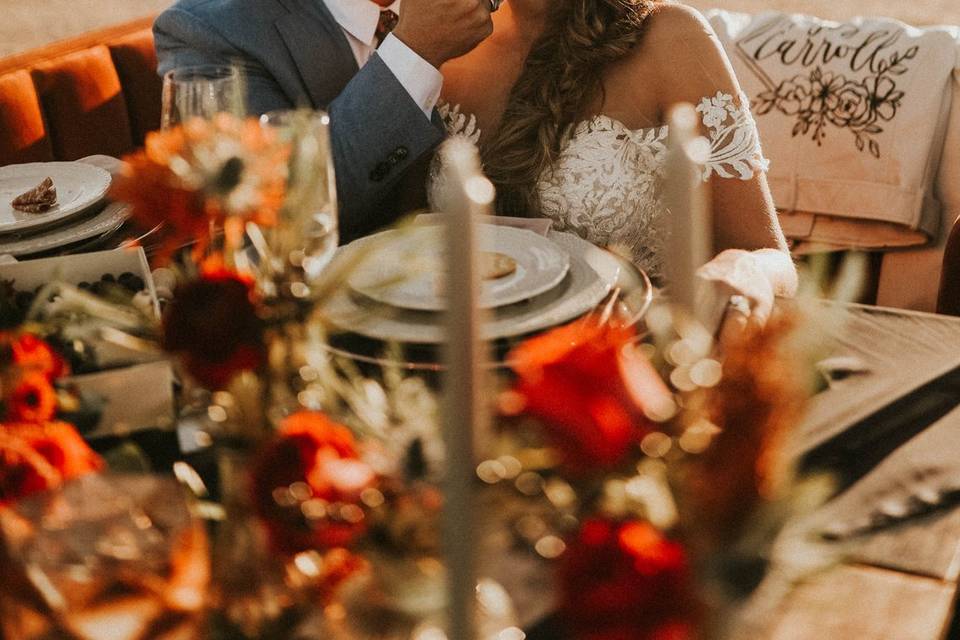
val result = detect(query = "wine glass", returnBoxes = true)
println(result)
[161,64,244,129]
[260,109,340,284]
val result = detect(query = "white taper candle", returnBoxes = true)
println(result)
[437,138,494,640]
[664,103,712,317]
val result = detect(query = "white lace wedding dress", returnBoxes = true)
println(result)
[436,92,768,282]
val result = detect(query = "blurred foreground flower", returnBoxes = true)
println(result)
[559,518,699,640]
[9,332,68,380]
[0,421,102,505]
[162,271,265,390]
[250,411,377,555]
[111,114,289,261]
[506,318,671,473]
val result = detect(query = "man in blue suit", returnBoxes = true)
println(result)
[154,0,494,241]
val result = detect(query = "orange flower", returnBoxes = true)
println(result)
[250,412,376,554]
[0,421,102,505]
[110,115,290,262]
[5,372,57,423]
[10,333,67,380]
[506,318,669,473]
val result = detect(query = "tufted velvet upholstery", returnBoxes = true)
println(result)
[0,17,160,167]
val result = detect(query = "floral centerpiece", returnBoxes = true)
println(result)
[0,109,848,640]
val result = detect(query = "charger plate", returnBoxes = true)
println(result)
[0,202,129,257]
[321,231,621,344]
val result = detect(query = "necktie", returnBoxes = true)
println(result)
[375,9,399,48]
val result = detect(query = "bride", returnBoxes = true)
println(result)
[437,0,797,319]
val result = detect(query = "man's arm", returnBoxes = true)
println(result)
[154,9,294,115]
[154,7,443,239]
[327,54,444,240]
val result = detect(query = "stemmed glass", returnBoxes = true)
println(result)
[259,109,340,284]
[161,64,244,128]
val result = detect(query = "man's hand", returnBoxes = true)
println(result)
[393,0,493,69]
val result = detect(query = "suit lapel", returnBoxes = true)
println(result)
[275,0,358,108]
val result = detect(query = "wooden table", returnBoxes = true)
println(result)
[731,303,960,640]
[522,303,960,640]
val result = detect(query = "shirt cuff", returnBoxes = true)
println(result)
[376,33,443,119]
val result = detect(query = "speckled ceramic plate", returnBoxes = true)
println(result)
[322,231,621,344]
[0,162,111,234]
[347,224,570,311]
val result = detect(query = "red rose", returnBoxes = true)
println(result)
[10,333,68,380]
[5,372,57,423]
[559,519,699,640]
[506,319,670,472]
[0,421,103,505]
[162,272,265,389]
[250,412,376,555]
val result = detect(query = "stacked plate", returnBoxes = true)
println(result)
[322,223,632,344]
[0,161,129,257]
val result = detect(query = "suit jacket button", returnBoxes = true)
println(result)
[369,162,390,182]
[394,145,409,160]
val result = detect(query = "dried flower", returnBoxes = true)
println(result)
[678,312,810,546]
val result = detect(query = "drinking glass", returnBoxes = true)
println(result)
[0,475,209,640]
[161,64,244,128]
[260,109,340,284]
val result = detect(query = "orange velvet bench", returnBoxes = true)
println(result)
[0,17,161,167]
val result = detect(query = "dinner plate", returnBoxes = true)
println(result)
[0,202,130,257]
[347,224,570,311]
[0,162,112,234]
[321,231,621,344]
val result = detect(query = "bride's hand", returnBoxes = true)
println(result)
[696,248,798,325]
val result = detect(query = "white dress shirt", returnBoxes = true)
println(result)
[322,0,443,119]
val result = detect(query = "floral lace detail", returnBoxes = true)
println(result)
[537,92,767,280]
[695,91,769,181]
[537,117,670,280]
[437,101,481,144]
[429,94,768,281]
[428,102,484,210]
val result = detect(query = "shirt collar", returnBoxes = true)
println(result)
[323,0,402,47]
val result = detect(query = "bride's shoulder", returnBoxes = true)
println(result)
[643,3,714,41]
[629,3,741,102]
[640,3,724,62]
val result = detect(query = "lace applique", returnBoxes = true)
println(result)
[428,93,769,281]
[428,102,484,210]
[695,91,769,181]
[437,101,481,143]
[536,117,670,281]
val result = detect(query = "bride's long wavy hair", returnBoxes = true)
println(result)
[482,0,657,215]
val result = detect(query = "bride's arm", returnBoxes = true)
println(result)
[642,4,798,313]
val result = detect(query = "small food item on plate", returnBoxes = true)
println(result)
[480,252,516,280]
[11,177,57,213]
[430,251,516,296]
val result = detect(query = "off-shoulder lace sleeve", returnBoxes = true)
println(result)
[695,91,769,182]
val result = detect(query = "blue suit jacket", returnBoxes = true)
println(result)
[154,0,445,241]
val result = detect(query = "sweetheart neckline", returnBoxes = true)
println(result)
[575,114,670,136]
